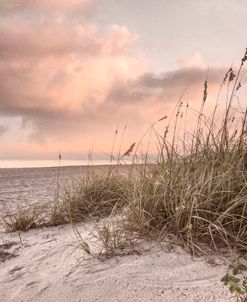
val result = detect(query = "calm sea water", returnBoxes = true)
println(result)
[0,163,114,213]
[0,159,114,169]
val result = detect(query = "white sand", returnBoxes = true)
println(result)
[0,223,232,302]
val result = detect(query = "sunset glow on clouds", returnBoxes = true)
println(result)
[0,0,246,160]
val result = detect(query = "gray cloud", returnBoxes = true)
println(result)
[107,67,227,105]
[134,68,225,89]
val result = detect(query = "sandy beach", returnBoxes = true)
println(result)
[0,221,232,302]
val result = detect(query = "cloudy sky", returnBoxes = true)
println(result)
[0,0,247,161]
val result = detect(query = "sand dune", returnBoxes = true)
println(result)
[0,223,232,302]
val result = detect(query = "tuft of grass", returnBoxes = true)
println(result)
[49,171,132,225]
[96,219,139,260]
[0,241,17,263]
[127,148,247,254]
[2,171,132,232]
[0,250,15,263]
[2,207,45,232]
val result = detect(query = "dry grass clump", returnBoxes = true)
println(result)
[0,250,15,263]
[49,172,132,225]
[0,241,17,262]
[96,219,140,260]
[3,206,46,232]
[2,171,132,232]
[127,148,247,254]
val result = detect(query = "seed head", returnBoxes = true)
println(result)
[122,143,135,157]
[236,82,242,91]
[229,69,236,82]
[241,48,247,65]
[158,115,168,122]
[223,68,232,84]
[203,80,208,103]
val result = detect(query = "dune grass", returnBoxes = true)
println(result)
[2,206,46,232]
[0,249,15,263]
[2,171,132,232]
[49,171,132,226]
[0,241,17,263]
[126,144,247,254]
[2,49,247,258]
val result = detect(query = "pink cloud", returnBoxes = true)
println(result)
[0,14,147,150]
[0,2,236,159]
[0,19,82,59]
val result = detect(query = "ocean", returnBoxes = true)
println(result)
[0,163,113,213]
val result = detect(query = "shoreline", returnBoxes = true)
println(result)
[0,161,134,170]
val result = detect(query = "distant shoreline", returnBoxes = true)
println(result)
[0,161,133,170]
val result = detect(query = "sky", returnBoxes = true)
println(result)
[0,0,247,161]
